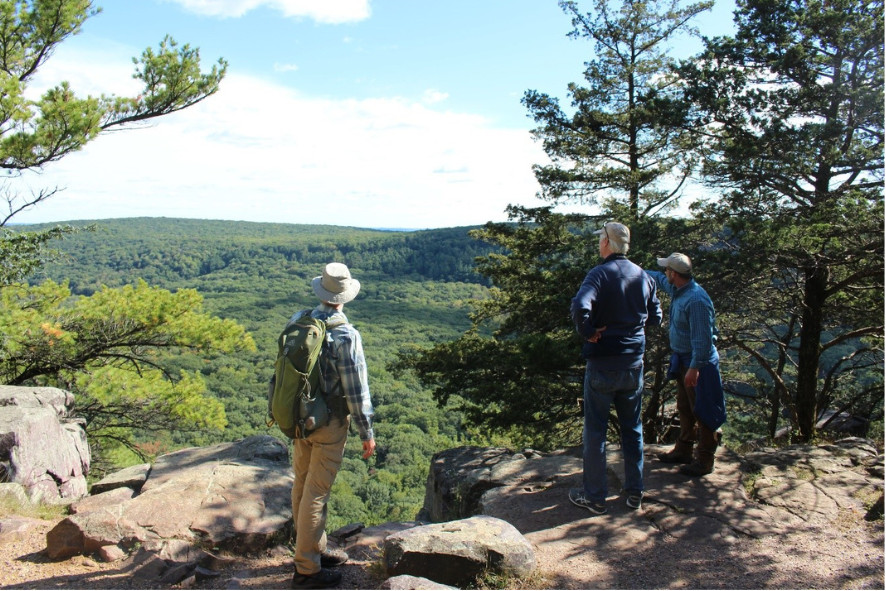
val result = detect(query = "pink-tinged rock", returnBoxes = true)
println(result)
[0,386,90,503]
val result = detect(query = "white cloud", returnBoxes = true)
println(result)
[422,89,449,105]
[164,0,371,23]
[12,47,547,229]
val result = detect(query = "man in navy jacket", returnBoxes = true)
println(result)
[569,222,662,514]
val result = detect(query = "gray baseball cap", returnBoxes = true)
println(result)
[593,222,630,245]
[657,252,692,274]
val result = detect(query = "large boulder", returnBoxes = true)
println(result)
[383,515,536,587]
[420,446,530,522]
[0,386,90,503]
[46,435,293,560]
[420,445,583,523]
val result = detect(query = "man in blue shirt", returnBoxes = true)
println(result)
[290,263,376,589]
[570,222,662,514]
[646,253,725,477]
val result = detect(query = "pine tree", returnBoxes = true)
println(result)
[680,0,884,441]
[398,0,713,446]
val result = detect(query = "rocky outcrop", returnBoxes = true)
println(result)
[2,392,882,590]
[383,515,535,587]
[417,438,883,590]
[419,446,517,522]
[0,386,90,503]
[46,434,292,566]
[421,445,582,524]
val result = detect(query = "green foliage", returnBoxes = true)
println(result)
[21,217,490,526]
[679,0,884,441]
[393,208,593,450]
[105,35,226,127]
[523,0,713,219]
[0,278,255,472]
[0,225,84,285]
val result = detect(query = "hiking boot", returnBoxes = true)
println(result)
[679,458,715,477]
[626,492,643,510]
[320,547,349,567]
[679,447,716,477]
[569,488,607,515]
[657,439,694,464]
[291,568,342,590]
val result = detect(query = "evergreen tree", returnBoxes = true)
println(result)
[524,0,712,220]
[0,280,254,471]
[680,0,884,441]
[398,0,713,447]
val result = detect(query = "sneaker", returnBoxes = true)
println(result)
[626,493,643,510]
[291,568,342,590]
[569,488,607,515]
[320,547,349,567]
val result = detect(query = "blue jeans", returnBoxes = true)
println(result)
[582,365,644,502]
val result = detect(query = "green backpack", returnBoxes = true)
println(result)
[267,310,345,439]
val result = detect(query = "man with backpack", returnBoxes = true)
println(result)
[288,262,375,590]
[569,222,662,515]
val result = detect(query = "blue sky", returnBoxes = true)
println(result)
[13,0,736,229]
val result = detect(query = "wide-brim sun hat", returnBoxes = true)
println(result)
[312,262,361,304]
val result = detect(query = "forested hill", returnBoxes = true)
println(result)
[31,217,492,291]
[22,216,498,530]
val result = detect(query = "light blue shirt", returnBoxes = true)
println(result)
[645,272,718,369]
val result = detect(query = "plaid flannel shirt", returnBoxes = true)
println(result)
[646,272,719,369]
[290,304,374,441]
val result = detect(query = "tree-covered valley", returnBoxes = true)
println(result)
[21,217,496,530]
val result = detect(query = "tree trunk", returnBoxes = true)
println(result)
[643,347,670,442]
[769,314,798,438]
[796,265,828,442]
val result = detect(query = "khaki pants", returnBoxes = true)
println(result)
[291,416,350,575]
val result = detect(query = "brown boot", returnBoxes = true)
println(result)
[679,426,718,476]
[657,439,694,464]
[679,449,715,476]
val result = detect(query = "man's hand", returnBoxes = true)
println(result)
[587,326,607,343]
[362,438,376,459]
[684,368,699,388]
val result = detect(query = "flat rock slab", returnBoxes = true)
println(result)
[89,463,151,495]
[491,440,883,590]
[47,435,293,559]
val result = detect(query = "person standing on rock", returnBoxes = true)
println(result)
[289,263,376,590]
[569,222,662,515]
[646,253,725,477]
